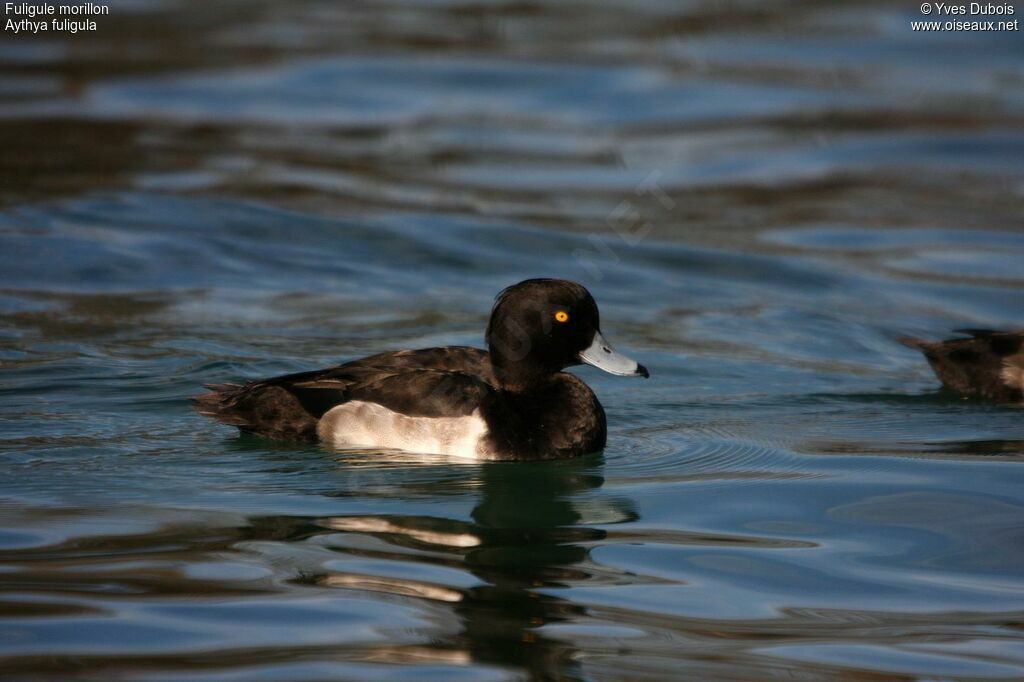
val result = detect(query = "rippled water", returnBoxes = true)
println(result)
[2,1,1024,679]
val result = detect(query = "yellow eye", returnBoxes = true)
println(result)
[554,310,569,323]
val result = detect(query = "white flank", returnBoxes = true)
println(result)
[317,401,492,459]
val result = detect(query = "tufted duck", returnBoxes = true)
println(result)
[192,279,649,459]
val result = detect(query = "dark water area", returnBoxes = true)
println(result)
[2,1,1024,679]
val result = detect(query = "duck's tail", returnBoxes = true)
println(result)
[897,336,931,352]
[191,383,251,427]
[191,382,320,441]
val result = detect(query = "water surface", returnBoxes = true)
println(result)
[2,1,1024,679]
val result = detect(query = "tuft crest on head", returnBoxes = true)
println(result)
[485,279,595,345]
[480,277,648,387]
[482,278,604,385]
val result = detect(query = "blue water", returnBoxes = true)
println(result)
[2,1,1024,679]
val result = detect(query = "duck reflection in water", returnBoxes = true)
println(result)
[311,453,638,678]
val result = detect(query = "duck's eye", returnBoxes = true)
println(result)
[554,310,570,323]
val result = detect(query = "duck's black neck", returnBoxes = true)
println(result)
[489,354,561,394]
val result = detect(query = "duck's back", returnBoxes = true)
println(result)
[191,347,496,442]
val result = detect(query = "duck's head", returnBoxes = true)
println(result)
[485,278,649,389]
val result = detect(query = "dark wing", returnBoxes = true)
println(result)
[339,369,493,418]
[191,346,494,440]
[266,346,492,387]
[899,331,1024,401]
